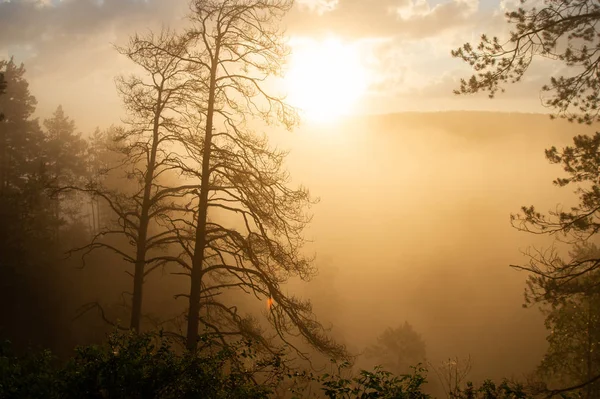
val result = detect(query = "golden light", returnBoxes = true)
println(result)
[285,37,370,123]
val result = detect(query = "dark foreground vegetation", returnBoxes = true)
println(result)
[1,331,537,399]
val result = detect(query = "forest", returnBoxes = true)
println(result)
[3,0,600,398]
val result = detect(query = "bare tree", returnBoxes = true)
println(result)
[72,29,201,332]
[151,0,347,359]
[428,356,473,399]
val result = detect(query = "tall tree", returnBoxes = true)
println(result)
[0,59,49,269]
[510,134,600,307]
[114,30,198,333]
[515,242,600,399]
[452,0,600,124]
[157,0,346,359]
[504,126,600,398]
[0,58,41,195]
[537,249,600,399]
[42,105,88,239]
[72,30,199,333]
[0,60,78,354]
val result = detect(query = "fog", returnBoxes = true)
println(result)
[57,111,594,381]
[3,83,596,392]
[267,112,597,381]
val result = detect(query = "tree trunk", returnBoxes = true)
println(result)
[129,86,163,333]
[53,163,61,243]
[90,197,96,234]
[587,302,593,399]
[186,46,219,350]
[130,232,147,332]
[0,127,6,195]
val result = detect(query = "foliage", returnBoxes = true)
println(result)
[449,379,534,399]
[452,0,600,123]
[528,243,600,399]
[0,341,58,399]
[319,362,431,399]
[0,58,42,195]
[43,105,89,237]
[0,59,87,354]
[0,331,555,399]
[506,133,600,397]
[463,64,600,397]
[510,133,600,306]
[453,2,600,393]
[0,332,279,399]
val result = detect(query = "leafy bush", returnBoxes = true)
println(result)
[450,380,534,399]
[1,332,278,399]
[0,332,553,398]
[0,340,58,398]
[319,362,431,399]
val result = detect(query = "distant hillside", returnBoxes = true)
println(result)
[348,111,599,142]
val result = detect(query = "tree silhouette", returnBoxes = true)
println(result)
[364,322,427,376]
[517,243,600,399]
[501,130,600,396]
[43,105,88,240]
[453,2,600,394]
[140,0,346,359]
[452,0,600,123]
[0,72,5,121]
[70,29,201,333]
[0,58,41,195]
[538,253,600,399]
[0,60,90,354]
[511,133,600,305]
[506,117,600,397]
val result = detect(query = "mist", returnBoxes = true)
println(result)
[53,111,593,381]
[282,112,595,380]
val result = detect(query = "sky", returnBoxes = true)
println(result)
[0,0,562,130]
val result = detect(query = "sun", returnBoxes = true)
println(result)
[284,37,370,123]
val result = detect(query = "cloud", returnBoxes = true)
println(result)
[0,0,191,79]
[296,0,339,15]
[0,0,187,49]
[0,0,190,129]
[287,0,481,39]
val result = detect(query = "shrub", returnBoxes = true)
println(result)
[1,332,278,399]
[319,362,431,399]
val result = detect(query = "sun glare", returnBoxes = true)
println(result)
[285,37,369,123]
